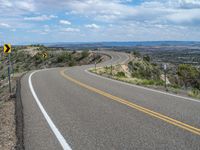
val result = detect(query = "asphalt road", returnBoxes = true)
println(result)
[21,51,200,150]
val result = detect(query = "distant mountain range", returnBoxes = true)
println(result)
[46,41,200,48]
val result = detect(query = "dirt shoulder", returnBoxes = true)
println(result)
[0,80,17,150]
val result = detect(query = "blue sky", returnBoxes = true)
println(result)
[0,0,200,44]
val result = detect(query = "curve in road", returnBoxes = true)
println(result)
[22,51,200,150]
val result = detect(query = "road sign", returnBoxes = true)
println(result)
[163,64,167,70]
[42,52,48,58]
[4,44,11,54]
[163,64,167,90]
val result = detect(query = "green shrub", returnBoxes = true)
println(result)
[177,64,200,89]
[56,52,72,63]
[116,71,126,77]
[169,84,181,89]
[1,74,5,80]
[132,50,141,57]
[81,50,89,58]
[154,80,165,86]
[188,89,200,99]
[143,55,151,62]
[69,60,76,67]
[169,87,180,94]
[139,79,163,86]
[57,55,65,63]
[34,53,43,64]
[129,60,161,80]
[15,65,20,72]
[141,80,154,85]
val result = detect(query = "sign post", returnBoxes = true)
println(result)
[8,54,11,93]
[95,61,96,73]
[42,52,48,68]
[111,65,113,75]
[4,44,12,94]
[11,61,14,77]
[163,64,167,91]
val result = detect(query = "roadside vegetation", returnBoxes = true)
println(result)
[90,50,200,99]
[0,45,103,97]
[0,45,101,78]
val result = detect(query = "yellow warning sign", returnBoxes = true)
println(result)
[42,52,48,58]
[4,44,11,54]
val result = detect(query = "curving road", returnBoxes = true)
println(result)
[21,51,200,150]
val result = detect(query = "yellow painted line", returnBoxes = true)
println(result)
[60,69,200,136]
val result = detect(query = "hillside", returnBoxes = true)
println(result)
[90,51,200,99]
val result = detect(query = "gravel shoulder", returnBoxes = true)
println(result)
[0,86,16,150]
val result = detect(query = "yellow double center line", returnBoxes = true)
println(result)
[60,69,200,136]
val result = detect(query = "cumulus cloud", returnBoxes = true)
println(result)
[24,15,57,21]
[1,0,200,42]
[59,20,71,25]
[85,24,100,29]
[61,28,80,32]
[2,0,200,25]
[166,9,200,24]
[177,0,200,9]
[0,23,11,28]
[15,1,35,11]
[0,0,35,16]
[65,0,137,22]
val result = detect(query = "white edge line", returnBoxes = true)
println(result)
[85,66,200,104]
[28,70,72,150]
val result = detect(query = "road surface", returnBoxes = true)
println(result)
[21,51,200,150]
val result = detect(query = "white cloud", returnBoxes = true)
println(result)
[61,28,80,32]
[15,1,35,11]
[0,0,13,7]
[60,0,200,26]
[0,23,11,28]
[59,20,71,25]
[85,23,100,29]
[66,0,137,22]
[177,0,200,8]
[1,0,200,42]
[24,15,57,21]
[166,9,200,24]
[0,0,36,16]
